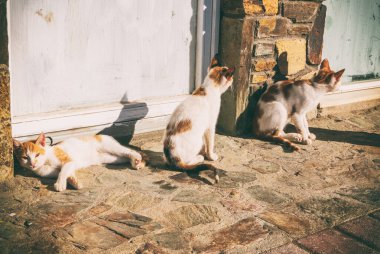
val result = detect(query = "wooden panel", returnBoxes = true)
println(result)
[322,0,380,83]
[10,0,197,116]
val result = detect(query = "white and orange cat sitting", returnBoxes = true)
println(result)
[13,133,145,192]
[163,54,235,183]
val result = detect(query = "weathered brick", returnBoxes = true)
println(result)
[251,72,268,84]
[218,16,255,134]
[222,0,264,16]
[252,58,277,72]
[276,38,306,75]
[254,43,274,56]
[288,24,312,35]
[337,216,380,250]
[298,70,317,80]
[257,17,289,38]
[243,0,265,14]
[297,229,377,254]
[307,4,327,65]
[263,0,278,15]
[0,65,13,181]
[283,2,320,23]
[264,243,309,254]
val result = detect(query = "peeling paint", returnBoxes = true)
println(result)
[35,8,53,23]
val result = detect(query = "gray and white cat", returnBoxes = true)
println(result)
[253,59,345,150]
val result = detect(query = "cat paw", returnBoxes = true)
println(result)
[131,153,144,170]
[67,176,82,190]
[54,181,67,192]
[302,138,312,145]
[207,152,219,161]
[309,133,316,140]
[293,134,303,143]
[195,155,205,164]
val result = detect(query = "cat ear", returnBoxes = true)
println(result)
[35,132,46,147]
[227,67,235,76]
[209,53,222,69]
[13,139,22,149]
[334,69,345,81]
[320,59,330,70]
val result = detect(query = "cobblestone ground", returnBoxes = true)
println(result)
[0,107,379,254]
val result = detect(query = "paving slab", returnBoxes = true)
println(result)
[297,229,378,254]
[336,216,380,251]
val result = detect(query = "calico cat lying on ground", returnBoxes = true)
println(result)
[13,133,145,191]
[253,59,345,151]
[163,54,235,183]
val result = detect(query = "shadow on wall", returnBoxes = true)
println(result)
[97,92,148,146]
[235,84,267,135]
[235,60,288,135]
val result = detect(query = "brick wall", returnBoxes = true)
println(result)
[219,0,327,133]
[248,0,327,87]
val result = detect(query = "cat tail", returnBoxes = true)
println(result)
[177,162,220,184]
[163,147,220,184]
[268,130,300,152]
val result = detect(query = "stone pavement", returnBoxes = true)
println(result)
[0,107,379,254]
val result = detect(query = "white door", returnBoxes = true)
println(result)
[10,0,199,140]
[320,0,380,108]
[322,0,380,84]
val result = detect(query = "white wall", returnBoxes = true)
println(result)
[10,0,197,117]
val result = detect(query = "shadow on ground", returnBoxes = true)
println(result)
[309,128,380,147]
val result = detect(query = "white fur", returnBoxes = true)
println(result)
[164,70,233,166]
[15,134,143,192]
[255,64,343,146]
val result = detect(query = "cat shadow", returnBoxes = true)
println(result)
[140,148,216,185]
[309,127,380,147]
[234,84,267,135]
[234,64,288,136]
[103,146,214,185]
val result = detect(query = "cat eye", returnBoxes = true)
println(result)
[22,156,28,160]
[35,153,40,157]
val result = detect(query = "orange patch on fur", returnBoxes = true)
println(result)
[314,70,333,84]
[193,87,207,96]
[166,119,192,136]
[79,135,102,142]
[23,142,46,155]
[54,147,71,164]
[209,67,223,85]
[95,135,102,142]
